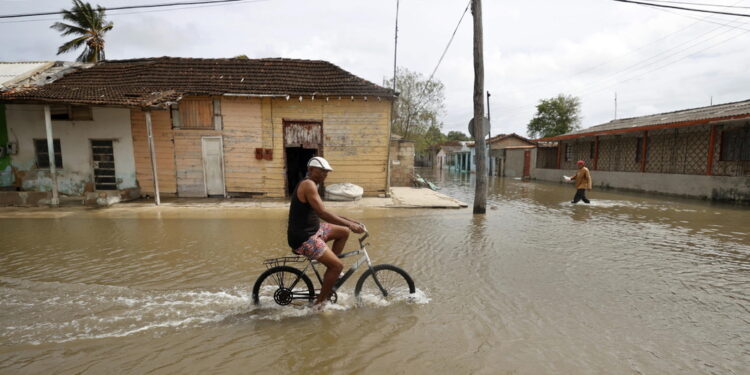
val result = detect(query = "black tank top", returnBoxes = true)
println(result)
[287,179,320,249]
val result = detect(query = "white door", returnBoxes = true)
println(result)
[202,137,225,196]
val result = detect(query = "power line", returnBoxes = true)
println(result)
[427,0,471,83]
[0,0,269,24]
[613,0,750,17]
[0,0,249,19]
[642,0,750,9]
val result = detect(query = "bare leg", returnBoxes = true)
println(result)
[326,224,350,255]
[314,247,343,306]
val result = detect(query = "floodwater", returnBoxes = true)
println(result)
[1,169,749,374]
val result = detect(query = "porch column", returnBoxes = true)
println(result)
[556,143,562,169]
[640,131,648,173]
[145,110,161,206]
[706,124,717,176]
[593,136,600,170]
[43,105,59,206]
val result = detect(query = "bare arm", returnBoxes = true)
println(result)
[299,180,364,233]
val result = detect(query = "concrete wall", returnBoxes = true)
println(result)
[390,139,415,187]
[533,167,750,202]
[6,104,137,195]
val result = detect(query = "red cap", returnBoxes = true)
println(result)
[576,160,585,165]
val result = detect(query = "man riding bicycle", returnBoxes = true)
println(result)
[287,156,365,307]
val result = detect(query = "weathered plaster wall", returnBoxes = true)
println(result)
[389,140,414,187]
[6,104,137,195]
[0,104,12,186]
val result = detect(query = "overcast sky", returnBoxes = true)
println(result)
[1,0,749,137]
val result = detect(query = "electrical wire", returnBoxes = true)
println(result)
[613,0,750,17]
[640,0,750,9]
[0,0,252,19]
[0,0,270,24]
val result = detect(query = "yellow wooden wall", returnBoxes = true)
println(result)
[130,97,391,198]
[130,109,177,195]
[270,98,392,196]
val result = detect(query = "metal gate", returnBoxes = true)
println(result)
[91,140,117,190]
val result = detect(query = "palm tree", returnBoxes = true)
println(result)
[50,0,113,62]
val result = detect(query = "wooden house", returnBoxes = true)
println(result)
[0,57,396,204]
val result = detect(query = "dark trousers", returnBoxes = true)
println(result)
[572,189,590,204]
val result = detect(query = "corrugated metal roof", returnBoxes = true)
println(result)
[539,99,750,141]
[0,61,53,87]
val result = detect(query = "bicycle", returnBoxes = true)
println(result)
[252,228,415,306]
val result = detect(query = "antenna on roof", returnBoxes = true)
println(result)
[614,92,618,120]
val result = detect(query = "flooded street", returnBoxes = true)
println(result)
[1,169,749,374]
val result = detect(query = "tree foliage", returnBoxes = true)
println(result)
[526,94,582,139]
[51,0,113,62]
[384,67,446,148]
[446,131,470,141]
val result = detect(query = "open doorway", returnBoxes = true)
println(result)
[285,147,317,195]
[283,120,323,196]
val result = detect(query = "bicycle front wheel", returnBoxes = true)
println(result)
[252,266,315,306]
[355,264,415,301]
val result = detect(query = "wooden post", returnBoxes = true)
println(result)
[43,105,59,206]
[640,130,648,173]
[145,110,161,206]
[593,136,600,170]
[472,0,487,214]
[706,124,717,176]
[556,143,562,169]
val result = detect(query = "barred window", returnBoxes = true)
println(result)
[34,139,62,168]
[720,126,750,161]
[565,143,573,161]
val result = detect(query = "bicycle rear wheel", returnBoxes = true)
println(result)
[355,264,415,301]
[252,266,315,306]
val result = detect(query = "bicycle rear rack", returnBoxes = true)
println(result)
[262,256,307,269]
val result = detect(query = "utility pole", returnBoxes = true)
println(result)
[393,0,399,91]
[472,0,487,214]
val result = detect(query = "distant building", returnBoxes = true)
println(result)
[533,99,750,202]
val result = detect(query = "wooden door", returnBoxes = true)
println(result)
[201,137,225,196]
[523,150,531,178]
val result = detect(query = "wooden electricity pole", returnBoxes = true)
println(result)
[472,0,487,214]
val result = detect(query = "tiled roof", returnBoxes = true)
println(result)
[0,57,396,108]
[540,99,750,141]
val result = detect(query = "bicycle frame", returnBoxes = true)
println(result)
[303,231,375,293]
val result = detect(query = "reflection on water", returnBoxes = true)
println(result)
[1,168,749,374]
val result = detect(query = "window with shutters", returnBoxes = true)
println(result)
[50,105,93,121]
[34,139,63,168]
[177,98,215,129]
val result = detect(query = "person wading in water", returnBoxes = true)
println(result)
[287,156,365,308]
[569,160,592,204]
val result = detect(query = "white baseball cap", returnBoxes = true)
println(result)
[307,156,333,171]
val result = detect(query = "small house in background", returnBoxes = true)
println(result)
[0,57,396,205]
[487,133,536,177]
[533,99,750,202]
